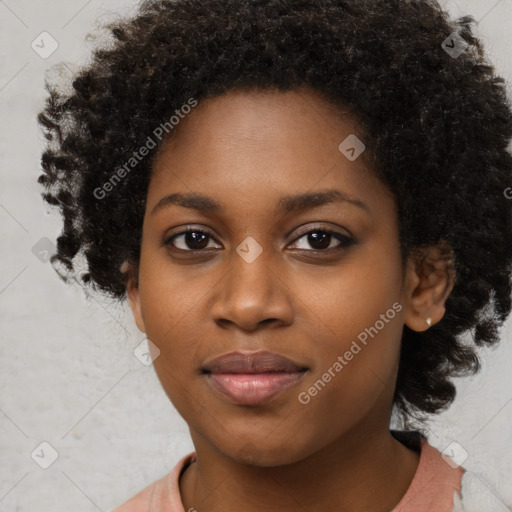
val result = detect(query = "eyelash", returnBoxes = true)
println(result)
[163,225,355,254]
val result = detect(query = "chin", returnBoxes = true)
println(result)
[223,436,315,468]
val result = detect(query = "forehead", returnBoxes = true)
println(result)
[146,87,392,218]
[154,87,364,163]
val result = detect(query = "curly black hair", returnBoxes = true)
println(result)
[37,0,512,428]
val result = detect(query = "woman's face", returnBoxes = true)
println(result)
[127,87,421,465]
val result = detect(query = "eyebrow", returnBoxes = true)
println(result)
[151,189,370,216]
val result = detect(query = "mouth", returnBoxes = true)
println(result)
[201,351,309,406]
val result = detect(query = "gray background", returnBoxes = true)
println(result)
[1,1,511,510]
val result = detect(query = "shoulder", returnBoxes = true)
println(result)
[110,452,197,512]
[109,476,162,512]
[391,430,465,512]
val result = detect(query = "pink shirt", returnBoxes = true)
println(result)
[112,438,464,512]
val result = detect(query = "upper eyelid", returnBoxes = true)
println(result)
[168,224,349,239]
[292,223,353,239]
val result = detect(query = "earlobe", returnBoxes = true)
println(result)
[402,243,455,332]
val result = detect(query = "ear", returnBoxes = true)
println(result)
[121,260,146,333]
[402,241,455,332]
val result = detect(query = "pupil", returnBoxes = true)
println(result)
[309,231,330,249]
[187,231,208,249]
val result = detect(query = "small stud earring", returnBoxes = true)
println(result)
[426,317,432,327]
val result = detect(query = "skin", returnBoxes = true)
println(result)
[125,86,454,512]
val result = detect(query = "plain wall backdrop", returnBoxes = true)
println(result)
[1,0,511,510]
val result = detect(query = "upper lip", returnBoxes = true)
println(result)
[202,350,308,374]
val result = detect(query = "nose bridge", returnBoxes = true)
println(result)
[212,235,293,329]
[234,237,273,291]
[229,236,277,302]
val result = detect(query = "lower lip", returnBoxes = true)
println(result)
[206,371,307,405]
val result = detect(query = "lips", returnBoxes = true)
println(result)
[202,350,307,374]
[202,351,309,405]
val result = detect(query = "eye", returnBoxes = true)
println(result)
[164,227,220,251]
[288,227,355,252]
[163,225,355,253]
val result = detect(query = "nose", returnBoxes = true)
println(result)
[210,247,294,332]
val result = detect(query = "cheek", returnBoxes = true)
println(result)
[137,255,203,380]
[295,247,404,408]
[292,310,403,450]
[304,245,404,349]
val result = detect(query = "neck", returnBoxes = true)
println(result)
[179,427,420,512]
